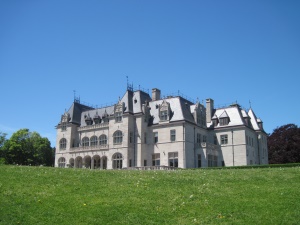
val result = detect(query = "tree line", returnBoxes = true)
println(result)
[0,129,54,166]
[0,124,299,166]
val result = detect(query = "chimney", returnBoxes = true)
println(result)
[206,98,214,123]
[152,88,161,101]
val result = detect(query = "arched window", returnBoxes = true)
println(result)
[99,134,107,145]
[82,137,89,147]
[60,138,67,150]
[112,153,123,169]
[113,131,123,144]
[90,136,98,146]
[58,157,66,168]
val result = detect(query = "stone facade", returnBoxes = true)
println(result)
[55,88,268,169]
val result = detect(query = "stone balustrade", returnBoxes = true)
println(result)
[78,122,109,132]
[70,144,109,152]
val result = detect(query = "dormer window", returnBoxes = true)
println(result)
[220,118,229,126]
[84,114,93,126]
[115,112,122,122]
[212,114,218,126]
[219,110,230,126]
[61,122,67,131]
[93,112,101,124]
[159,100,171,122]
[160,110,168,121]
[102,110,109,123]
[257,119,263,130]
[60,112,70,130]
[114,100,124,123]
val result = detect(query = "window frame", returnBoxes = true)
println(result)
[99,134,107,145]
[221,134,228,145]
[59,138,67,150]
[154,132,158,144]
[115,112,122,122]
[152,153,160,166]
[160,110,168,121]
[112,153,123,169]
[82,137,90,147]
[90,136,98,146]
[113,130,123,144]
[168,152,178,167]
[170,129,176,142]
[58,157,66,168]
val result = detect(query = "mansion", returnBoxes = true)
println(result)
[55,87,268,169]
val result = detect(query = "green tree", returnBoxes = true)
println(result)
[268,124,300,164]
[2,129,54,166]
[0,132,7,164]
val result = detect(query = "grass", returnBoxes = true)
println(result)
[0,165,299,225]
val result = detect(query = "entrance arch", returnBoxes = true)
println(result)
[69,158,74,168]
[93,155,101,169]
[83,155,91,169]
[75,156,83,168]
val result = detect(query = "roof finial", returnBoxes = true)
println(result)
[249,100,252,108]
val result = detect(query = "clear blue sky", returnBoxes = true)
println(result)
[1,0,299,147]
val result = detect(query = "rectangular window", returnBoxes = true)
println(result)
[160,110,168,121]
[129,159,132,167]
[154,132,158,143]
[220,118,229,126]
[152,153,160,166]
[169,152,178,167]
[221,135,228,145]
[170,129,176,142]
[197,154,201,168]
[61,122,67,131]
[144,160,147,166]
[115,112,122,122]
[197,133,201,143]
[144,132,147,144]
[203,135,207,143]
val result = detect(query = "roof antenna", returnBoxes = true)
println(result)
[249,100,252,109]
[73,90,80,103]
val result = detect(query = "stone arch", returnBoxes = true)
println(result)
[92,155,101,169]
[75,156,83,168]
[69,158,74,168]
[58,157,66,168]
[83,155,91,169]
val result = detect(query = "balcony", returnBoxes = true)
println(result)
[78,123,109,132]
[70,144,109,152]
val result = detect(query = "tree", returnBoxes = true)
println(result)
[268,124,300,164]
[1,129,54,166]
[0,132,7,163]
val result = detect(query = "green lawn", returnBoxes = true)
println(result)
[0,165,299,225]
